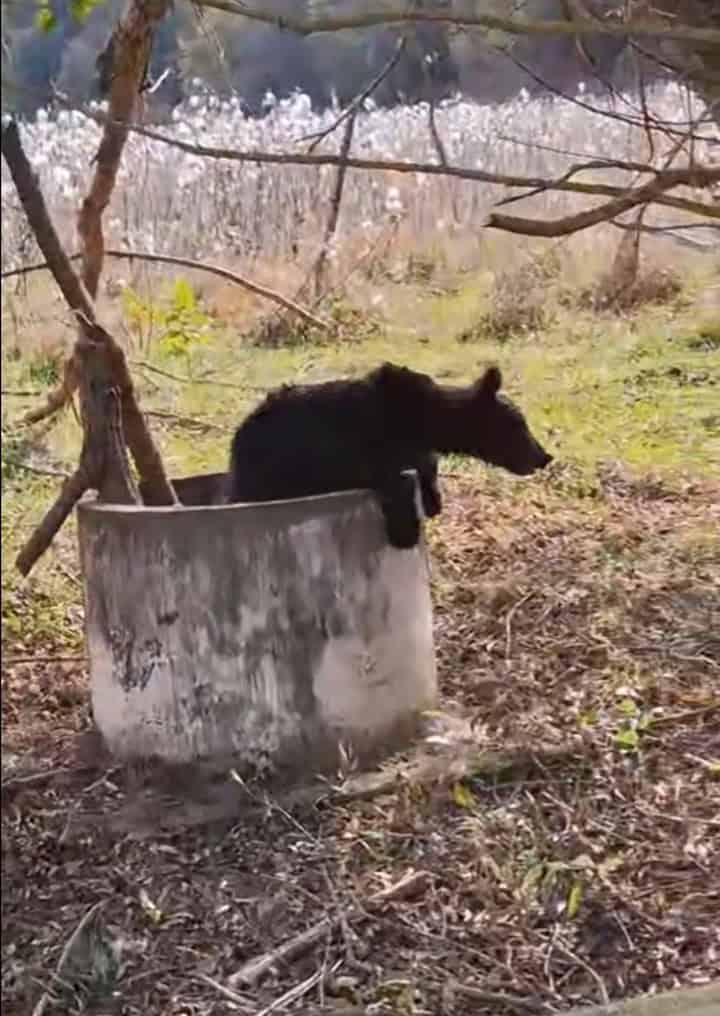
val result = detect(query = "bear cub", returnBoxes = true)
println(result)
[227,362,553,549]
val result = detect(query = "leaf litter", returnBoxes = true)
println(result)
[2,469,719,1015]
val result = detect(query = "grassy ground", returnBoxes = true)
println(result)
[2,257,719,1015]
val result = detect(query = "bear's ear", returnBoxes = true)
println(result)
[475,365,502,398]
[371,362,406,393]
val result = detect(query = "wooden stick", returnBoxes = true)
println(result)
[229,869,430,988]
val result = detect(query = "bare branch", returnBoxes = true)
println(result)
[503,51,718,142]
[299,36,407,152]
[485,166,709,236]
[610,219,720,250]
[192,1,720,46]
[96,120,720,221]
[1,121,96,320]
[2,248,331,330]
[310,109,358,299]
[427,98,448,167]
[2,116,176,575]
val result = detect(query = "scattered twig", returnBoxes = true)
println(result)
[230,869,430,987]
[453,981,545,1012]
[505,591,534,660]
[131,360,262,392]
[1,766,79,791]
[194,973,253,1007]
[254,960,342,1016]
[4,461,70,480]
[555,939,610,1007]
[144,409,226,433]
[3,655,85,665]
[30,900,107,1016]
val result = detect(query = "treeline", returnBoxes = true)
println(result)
[3,0,659,118]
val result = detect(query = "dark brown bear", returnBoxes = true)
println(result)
[227,363,552,549]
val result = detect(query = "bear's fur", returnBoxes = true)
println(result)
[227,362,552,548]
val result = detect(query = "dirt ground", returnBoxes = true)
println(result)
[2,471,719,1016]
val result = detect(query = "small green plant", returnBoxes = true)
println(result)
[36,0,105,32]
[28,354,61,388]
[612,697,654,753]
[123,277,212,360]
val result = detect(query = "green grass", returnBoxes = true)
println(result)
[2,269,718,649]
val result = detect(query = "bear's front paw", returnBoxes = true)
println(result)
[384,505,421,549]
[421,486,442,518]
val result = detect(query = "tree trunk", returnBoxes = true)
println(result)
[2,0,179,577]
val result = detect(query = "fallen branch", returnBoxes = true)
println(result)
[229,869,431,988]
[2,248,331,330]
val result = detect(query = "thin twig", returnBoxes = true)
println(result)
[144,409,226,433]
[555,939,610,1007]
[131,360,262,392]
[454,981,544,1012]
[300,37,406,152]
[505,591,534,660]
[3,655,85,665]
[230,870,430,987]
[427,98,448,167]
[194,973,253,1007]
[31,900,107,1016]
[254,960,342,1016]
[4,461,71,480]
[309,108,358,300]
[1,249,331,331]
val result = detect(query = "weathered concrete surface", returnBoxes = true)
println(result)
[564,982,720,1016]
[78,473,437,773]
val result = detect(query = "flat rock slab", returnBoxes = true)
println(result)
[564,982,720,1016]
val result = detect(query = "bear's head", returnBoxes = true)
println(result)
[462,366,552,476]
[371,361,553,477]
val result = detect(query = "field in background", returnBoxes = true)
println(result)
[2,83,720,1015]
